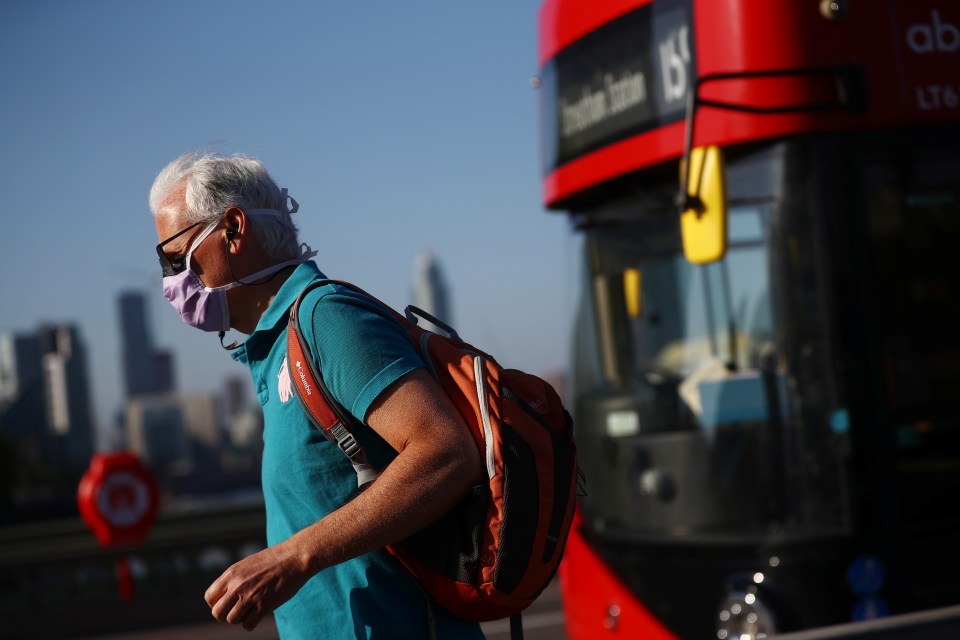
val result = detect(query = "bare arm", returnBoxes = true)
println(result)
[204,368,484,630]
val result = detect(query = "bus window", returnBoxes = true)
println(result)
[625,206,772,392]
[573,143,853,539]
[855,145,960,533]
[862,149,960,414]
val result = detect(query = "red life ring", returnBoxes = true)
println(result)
[78,452,159,547]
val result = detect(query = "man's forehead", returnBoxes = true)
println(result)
[155,185,189,236]
[156,210,188,239]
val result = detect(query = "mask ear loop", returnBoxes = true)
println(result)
[185,220,221,273]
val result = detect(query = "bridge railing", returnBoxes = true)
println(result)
[0,501,267,639]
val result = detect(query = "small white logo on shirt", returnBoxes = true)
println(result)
[278,357,293,403]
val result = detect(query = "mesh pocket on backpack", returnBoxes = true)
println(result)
[400,483,489,583]
[493,424,539,594]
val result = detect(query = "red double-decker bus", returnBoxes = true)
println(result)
[537,0,960,638]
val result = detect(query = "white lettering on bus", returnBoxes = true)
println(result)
[659,25,691,103]
[561,87,608,137]
[907,10,959,53]
[916,84,959,110]
[560,69,649,137]
[606,70,647,115]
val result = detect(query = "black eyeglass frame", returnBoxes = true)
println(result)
[156,220,205,277]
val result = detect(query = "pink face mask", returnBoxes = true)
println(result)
[162,221,302,333]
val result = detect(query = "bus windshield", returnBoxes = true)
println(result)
[575,144,852,541]
[631,206,773,384]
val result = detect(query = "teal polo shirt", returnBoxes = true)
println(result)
[231,261,483,640]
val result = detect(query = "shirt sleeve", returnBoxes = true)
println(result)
[300,286,424,422]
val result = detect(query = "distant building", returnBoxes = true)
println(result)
[222,375,250,421]
[0,325,96,478]
[411,249,453,333]
[125,395,189,475]
[123,389,263,494]
[180,393,223,469]
[37,325,97,475]
[0,332,48,467]
[153,349,176,394]
[118,291,174,398]
[0,333,42,405]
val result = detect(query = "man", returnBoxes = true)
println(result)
[150,150,485,639]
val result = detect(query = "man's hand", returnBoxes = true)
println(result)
[204,541,309,631]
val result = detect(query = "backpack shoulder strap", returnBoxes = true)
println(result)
[287,280,378,489]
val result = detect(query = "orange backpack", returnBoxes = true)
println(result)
[287,279,579,628]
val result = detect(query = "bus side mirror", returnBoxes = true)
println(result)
[679,145,727,265]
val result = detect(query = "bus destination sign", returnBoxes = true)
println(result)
[540,0,695,172]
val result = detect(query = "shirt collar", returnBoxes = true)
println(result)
[231,260,326,363]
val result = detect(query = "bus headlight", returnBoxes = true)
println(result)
[716,589,777,640]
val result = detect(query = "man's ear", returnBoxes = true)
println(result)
[222,206,247,254]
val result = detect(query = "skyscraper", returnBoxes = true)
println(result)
[0,325,97,479]
[0,332,47,467]
[0,325,96,518]
[0,333,42,405]
[118,290,173,398]
[410,249,453,333]
[36,325,97,476]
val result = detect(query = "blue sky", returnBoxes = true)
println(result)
[0,1,578,442]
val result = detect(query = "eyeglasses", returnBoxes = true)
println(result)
[156,221,204,277]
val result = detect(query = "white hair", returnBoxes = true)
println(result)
[149,150,300,260]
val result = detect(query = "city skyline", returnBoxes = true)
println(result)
[0,308,265,513]
[3,245,571,455]
[0,2,578,444]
